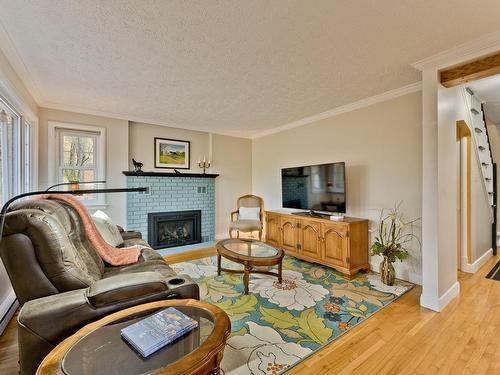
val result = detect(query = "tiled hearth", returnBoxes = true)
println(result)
[124,172,217,251]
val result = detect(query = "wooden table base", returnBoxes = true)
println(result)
[217,253,283,294]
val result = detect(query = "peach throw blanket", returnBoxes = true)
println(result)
[36,194,141,266]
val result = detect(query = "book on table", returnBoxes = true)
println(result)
[121,307,199,357]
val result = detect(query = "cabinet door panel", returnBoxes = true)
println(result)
[300,220,321,258]
[266,214,281,246]
[281,218,299,255]
[322,224,348,268]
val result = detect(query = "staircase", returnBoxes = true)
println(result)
[463,87,497,253]
[464,88,494,206]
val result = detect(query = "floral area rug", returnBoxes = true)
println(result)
[172,256,413,374]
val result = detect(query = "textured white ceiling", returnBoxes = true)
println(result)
[469,75,500,124]
[1,1,500,137]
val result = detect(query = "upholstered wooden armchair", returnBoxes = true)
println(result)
[229,195,264,240]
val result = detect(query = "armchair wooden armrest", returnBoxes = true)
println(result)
[231,210,239,221]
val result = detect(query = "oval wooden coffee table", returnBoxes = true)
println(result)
[36,299,231,375]
[217,238,284,294]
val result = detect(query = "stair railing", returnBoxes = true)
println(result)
[461,87,494,221]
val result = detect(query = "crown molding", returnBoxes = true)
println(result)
[0,67,37,121]
[39,100,254,139]
[0,19,42,105]
[412,31,500,72]
[42,82,422,141]
[251,82,422,139]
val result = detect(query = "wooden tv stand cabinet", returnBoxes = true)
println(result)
[265,211,370,278]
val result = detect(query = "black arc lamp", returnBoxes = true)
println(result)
[0,180,149,240]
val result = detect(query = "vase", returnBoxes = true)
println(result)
[380,256,395,286]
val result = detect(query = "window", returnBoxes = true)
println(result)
[0,97,21,205]
[58,129,98,184]
[23,119,32,193]
[50,122,106,206]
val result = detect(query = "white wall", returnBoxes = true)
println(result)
[0,48,37,119]
[421,81,493,311]
[456,92,492,264]
[36,116,253,235]
[38,108,129,226]
[420,69,441,310]
[129,122,252,238]
[441,87,491,269]
[486,119,500,227]
[212,134,252,238]
[470,140,492,261]
[129,122,210,173]
[436,85,459,297]
[252,92,423,283]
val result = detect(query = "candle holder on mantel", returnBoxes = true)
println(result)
[198,159,211,174]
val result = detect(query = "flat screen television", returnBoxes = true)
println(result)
[281,162,346,214]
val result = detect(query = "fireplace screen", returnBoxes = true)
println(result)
[148,210,201,249]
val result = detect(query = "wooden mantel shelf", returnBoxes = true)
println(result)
[122,171,219,178]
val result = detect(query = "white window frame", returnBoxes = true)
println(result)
[0,64,38,330]
[0,95,22,201]
[57,128,99,184]
[0,68,38,193]
[22,118,34,192]
[48,121,106,208]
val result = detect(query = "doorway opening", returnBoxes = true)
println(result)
[457,120,472,272]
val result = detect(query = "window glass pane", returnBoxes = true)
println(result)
[24,120,31,192]
[56,126,103,206]
[0,100,21,205]
[62,169,95,183]
[62,169,96,201]
[63,134,95,167]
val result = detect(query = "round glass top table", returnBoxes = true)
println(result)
[36,299,231,375]
[216,238,284,295]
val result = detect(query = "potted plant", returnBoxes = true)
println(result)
[371,204,420,286]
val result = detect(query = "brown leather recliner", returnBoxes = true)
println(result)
[0,198,199,374]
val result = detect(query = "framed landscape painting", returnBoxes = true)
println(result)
[154,137,190,169]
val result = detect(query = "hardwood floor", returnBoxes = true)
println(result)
[287,255,500,375]
[1,252,498,374]
[0,311,19,375]
[163,247,216,264]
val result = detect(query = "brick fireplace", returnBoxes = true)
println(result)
[124,171,218,250]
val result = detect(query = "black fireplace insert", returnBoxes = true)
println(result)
[147,210,201,249]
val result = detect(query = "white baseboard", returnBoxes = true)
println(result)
[420,292,440,312]
[0,289,15,320]
[439,281,460,311]
[461,248,493,273]
[369,260,422,285]
[0,291,18,336]
[420,281,460,312]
